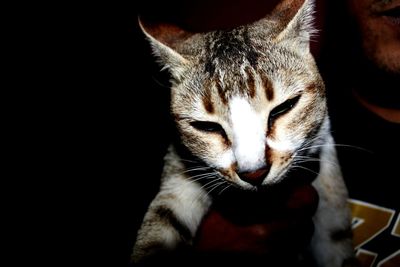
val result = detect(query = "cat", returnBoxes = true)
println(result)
[132,0,356,266]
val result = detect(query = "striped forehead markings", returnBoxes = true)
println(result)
[211,71,275,105]
[263,75,274,101]
[202,91,215,114]
[244,66,256,98]
[215,80,228,105]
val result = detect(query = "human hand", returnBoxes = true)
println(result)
[194,184,319,259]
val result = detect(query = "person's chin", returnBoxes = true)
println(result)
[373,49,400,75]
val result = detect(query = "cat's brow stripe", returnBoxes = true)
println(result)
[202,92,214,114]
[245,67,256,98]
[262,75,274,101]
[215,80,228,105]
[306,83,318,91]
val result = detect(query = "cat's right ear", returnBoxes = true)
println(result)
[138,17,192,81]
[269,0,316,53]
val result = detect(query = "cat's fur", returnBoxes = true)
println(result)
[133,0,355,266]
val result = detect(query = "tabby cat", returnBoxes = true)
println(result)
[133,0,355,266]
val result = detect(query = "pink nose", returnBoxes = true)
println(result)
[237,166,270,186]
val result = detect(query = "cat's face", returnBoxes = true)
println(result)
[141,0,327,189]
[171,35,326,189]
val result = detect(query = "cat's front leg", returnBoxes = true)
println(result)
[311,185,356,267]
[132,175,212,264]
[310,144,357,267]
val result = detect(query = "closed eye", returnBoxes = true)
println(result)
[268,95,301,127]
[190,121,226,136]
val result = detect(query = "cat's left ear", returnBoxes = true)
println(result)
[138,18,193,81]
[272,0,316,52]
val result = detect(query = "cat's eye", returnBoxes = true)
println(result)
[190,121,225,135]
[269,95,301,126]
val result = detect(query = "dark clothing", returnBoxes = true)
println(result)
[328,89,400,267]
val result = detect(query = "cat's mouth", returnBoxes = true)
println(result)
[220,155,320,192]
[214,162,319,199]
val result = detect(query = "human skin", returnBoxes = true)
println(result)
[348,0,400,74]
[348,0,400,122]
[194,185,319,256]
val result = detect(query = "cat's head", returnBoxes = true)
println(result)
[140,0,328,190]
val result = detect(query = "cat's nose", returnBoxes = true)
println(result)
[237,166,270,186]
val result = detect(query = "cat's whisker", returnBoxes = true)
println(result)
[333,143,371,153]
[298,143,370,153]
[206,181,226,195]
[290,165,320,176]
[218,183,233,195]
[297,144,332,152]
[180,166,214,175]
[292,154,339,166]
[176,175,216,200]
[189,176,221,209]
[292,154,322,162]
[179,158,204,164]
[173,172,217,202]
[199,178,222,192]
[187,175,216,185]
[187,172,216,181]
[183,181,210,211]
[293,157,340,168]
[297,137,326,152]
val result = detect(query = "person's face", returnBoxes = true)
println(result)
[348,0,400,74]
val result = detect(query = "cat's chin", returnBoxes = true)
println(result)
[213,171,283,193]
[220,177,282,193]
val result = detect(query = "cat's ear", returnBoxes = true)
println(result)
[272,0,316,52]
[138,18,192,81]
